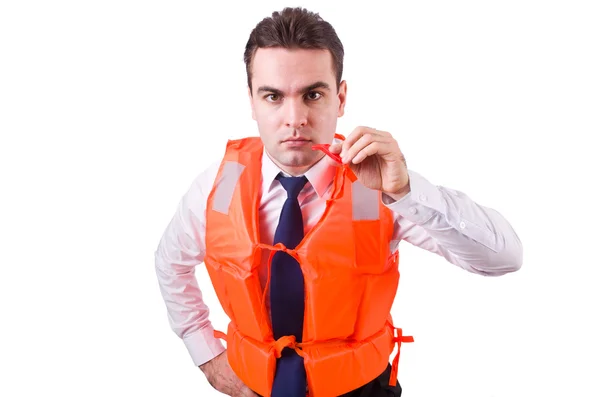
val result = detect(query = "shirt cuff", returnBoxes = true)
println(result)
[382,169,446,224]
[183,324,226,367]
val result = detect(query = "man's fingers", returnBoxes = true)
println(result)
[328,143,342,154]
[341,126,368,156]
[352,141,382,164]
[342,133,388,164]
[341,126,384,157]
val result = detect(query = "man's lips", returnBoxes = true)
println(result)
[281,138,311,147]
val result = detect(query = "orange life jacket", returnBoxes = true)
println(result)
[204,135,413,396]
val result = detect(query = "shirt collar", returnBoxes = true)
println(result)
[260,138,339,198]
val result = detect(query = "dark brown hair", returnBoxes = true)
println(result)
[244,7,344,93]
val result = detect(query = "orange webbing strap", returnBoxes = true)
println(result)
[335,132,358,182]
[311,136,358,183]
[312,143,342,164]
[214,330,305,358]
[343,164,358,182]
[389,327,414,386]
[272,335,306,358]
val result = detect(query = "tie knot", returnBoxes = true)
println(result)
[276,174,308,199]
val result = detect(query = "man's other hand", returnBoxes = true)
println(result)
[199,350,259,397]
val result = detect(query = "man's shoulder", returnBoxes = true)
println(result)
[192,135,263,194]
[192,159,222,195]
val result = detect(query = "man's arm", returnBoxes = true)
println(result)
[331,127,522,275]
[154,161,225,366]
[384,169,523,276]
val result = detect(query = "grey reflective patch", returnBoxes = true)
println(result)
[212,161,245,214]
[351,181,380,220]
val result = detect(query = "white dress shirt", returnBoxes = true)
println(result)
[154,143,523,367]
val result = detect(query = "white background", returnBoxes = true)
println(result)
[1,0,599,396]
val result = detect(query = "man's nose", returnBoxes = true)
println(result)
[283,98,308,128]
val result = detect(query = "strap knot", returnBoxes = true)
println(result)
[272,335,305,358]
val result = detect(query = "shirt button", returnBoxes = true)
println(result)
[419,194,427,202]
[459,221,466,229]
[409,207,417,214]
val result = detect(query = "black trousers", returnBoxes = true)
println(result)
[339,364,402,397]
[257,363,402,397]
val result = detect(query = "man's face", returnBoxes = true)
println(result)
[248,47,347,175]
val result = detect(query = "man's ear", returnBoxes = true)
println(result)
[248,86,256,120]
[337,80,347,117]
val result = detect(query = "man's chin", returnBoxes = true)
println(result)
[278,152,319,168]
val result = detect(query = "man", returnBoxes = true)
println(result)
[154,7,522,397]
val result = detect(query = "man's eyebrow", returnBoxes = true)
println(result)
[256,81,331,96]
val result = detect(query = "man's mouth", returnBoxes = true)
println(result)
[282,138,311,146]
[283,138,310,142]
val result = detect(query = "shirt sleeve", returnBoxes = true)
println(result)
[383,169,523,276]
[154,160,225,366]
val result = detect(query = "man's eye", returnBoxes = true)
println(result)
[306,92,322,100]
[266,94,280,102]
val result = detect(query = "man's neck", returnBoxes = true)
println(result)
[266,152,325,177]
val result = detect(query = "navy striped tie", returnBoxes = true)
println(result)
[270,173,308,397]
